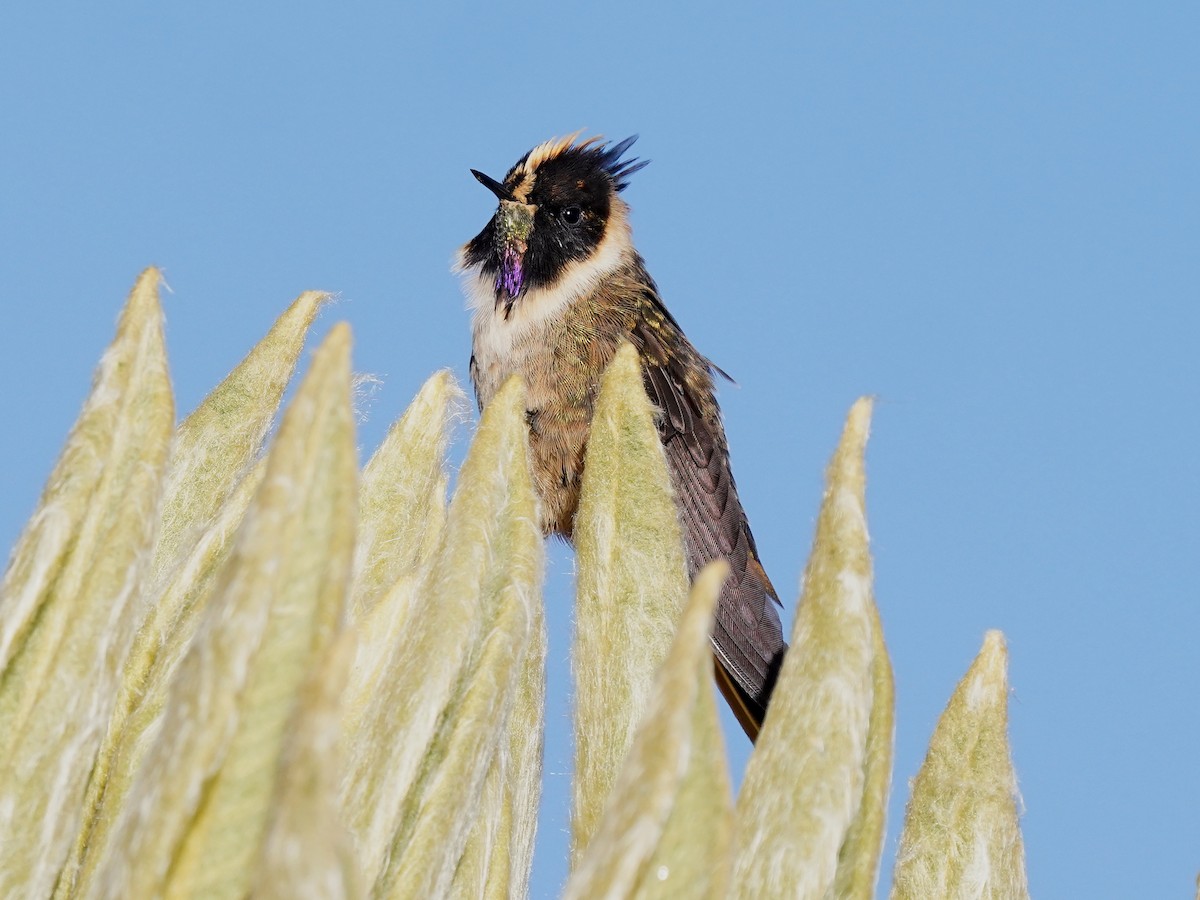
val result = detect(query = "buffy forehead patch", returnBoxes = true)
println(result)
[507,131,597,181]
[504,132,649,202]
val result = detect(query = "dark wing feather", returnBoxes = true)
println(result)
[629,294,787,739]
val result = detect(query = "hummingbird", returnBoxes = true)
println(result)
[457,133,786,740]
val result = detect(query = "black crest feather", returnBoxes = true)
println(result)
[509,132,650,194]
[597,135,650,192]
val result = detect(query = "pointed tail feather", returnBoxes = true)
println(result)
[660,429,788,742]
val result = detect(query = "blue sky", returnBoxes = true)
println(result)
[2,3,1196,897]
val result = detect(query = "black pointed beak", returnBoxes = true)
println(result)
[471,169,515,202]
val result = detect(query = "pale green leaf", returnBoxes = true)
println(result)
[639,631,733,900]
[338,375,542,896]
[250,631,361,900]
[733,397,883,900]
[833,599,895,900]
[89,323,357,900]
[0,268,174,897]
[64,295,322,897]
[449,593,546,900]
[114,289,325,736]
[890,631,1028,900]
[350,369,461,617]
[155,290,326,574]
[563,561,732,900]
[375,373,541,899]
[380,577,538,900]
[341,372,459,740]
[59,458,265,899]
[571,343,689,864]
[501,593,546,898]
[448,743,508,900]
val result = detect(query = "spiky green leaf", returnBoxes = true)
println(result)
[251,632,360,900]
[63,294,323,897]
[733,397,889,899]
[339,376,542,898]
[155,290,326,572]
[564,561,733,900]
[890,631,1028,900]
[0,269,174,897]
[87,323,357,900]
[834,598,896,900]
[350,369,460,617]
[571,343,689,864]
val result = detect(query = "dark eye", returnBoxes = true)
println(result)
[561,206,582,225]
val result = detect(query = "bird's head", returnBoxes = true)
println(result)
[460,132,648,309]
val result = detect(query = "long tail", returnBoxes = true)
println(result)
[660,425,788,742]
[708,545,787,741]
[633,298,788,741]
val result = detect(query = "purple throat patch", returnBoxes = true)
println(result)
[496,246,524,301]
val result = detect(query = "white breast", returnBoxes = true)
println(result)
[458,208,634,405]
